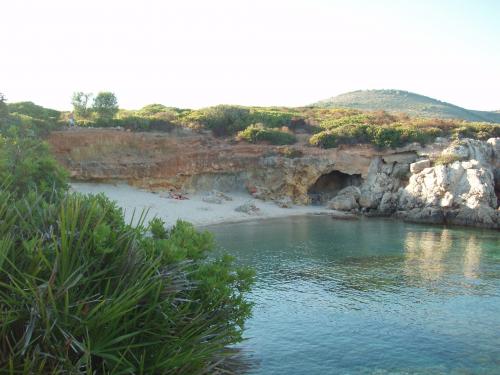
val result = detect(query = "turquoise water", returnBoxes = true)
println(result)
[209,216,500,374]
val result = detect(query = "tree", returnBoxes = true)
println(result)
[0,92,8,119]
[71,92,93,118]
[92,91,118,121]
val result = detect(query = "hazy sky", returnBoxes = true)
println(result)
[1,0,499,110]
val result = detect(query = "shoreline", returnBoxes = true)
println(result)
[71,182,499,232]
[71,182,348,228]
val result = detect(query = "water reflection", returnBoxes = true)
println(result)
[404,229,452,281]
[210,217,500,374]
[463,235,482,279]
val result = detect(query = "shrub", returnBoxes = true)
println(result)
[320,114,373,129]
[186,105,250,136]
[0,137,68,197]
[137,103,170,116]
[237,123,297,145]
[0,189,254,373]
[310,123,444,149]
[246,109,296,128]
[7,101,60,122]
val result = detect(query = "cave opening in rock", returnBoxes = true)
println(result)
[308,170,362,205]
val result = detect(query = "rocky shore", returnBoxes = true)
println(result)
[49,129,499,229]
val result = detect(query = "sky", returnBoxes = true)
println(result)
[1,0,499,111]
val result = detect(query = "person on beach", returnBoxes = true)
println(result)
[68,112,75,128]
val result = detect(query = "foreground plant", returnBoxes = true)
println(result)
[0,190,254,374]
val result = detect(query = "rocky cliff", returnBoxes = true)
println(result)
[48,129,499,229]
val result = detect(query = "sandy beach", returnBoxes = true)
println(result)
[71,182,335,227]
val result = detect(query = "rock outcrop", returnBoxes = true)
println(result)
[396,139,499,228]
[48,129,499,229]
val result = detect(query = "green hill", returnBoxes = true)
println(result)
[312,90,500,123]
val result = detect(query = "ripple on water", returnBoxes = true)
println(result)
[211,216,500,375]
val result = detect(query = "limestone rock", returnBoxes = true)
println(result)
[379,192,399,214]
[398,139,499,228]
[410,159,431,174]
[359,158,400,209]
[442,138,493,165]
[327,186,360,211]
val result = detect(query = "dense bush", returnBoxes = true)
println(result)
[0,189,254,373]
[185,105,251,136]
[0,137,68,198]
[2,101,62,137]
[246,109,296,128]
[7,101,60,123]
[310,113,499,149]
[184,106,301,136]
[237,123,297,145]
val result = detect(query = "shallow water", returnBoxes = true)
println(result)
[209,216,500,374]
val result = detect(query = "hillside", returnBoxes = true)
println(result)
[312,90,500,123]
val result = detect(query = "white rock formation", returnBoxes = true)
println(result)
[397,138,499,228]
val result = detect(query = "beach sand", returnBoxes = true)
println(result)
[71,182,337,227]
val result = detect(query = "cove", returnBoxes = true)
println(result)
[208,216,500,374]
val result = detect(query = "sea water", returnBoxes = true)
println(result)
[209,216,500,374]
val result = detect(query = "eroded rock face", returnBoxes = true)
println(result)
[337,138,499,228]
[48,129,498,228]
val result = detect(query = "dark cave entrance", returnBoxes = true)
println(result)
[307,170,362,205]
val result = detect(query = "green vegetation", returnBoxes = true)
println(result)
[0,137,68,198]
[237,123,297,145]
[92,92,119,121]
[0,94,255,373]
[0,96,62,138]
[312,89,500,123]
[71,92,93,118]
[310,112,499,149]
[7,101,61,123]
[183,105,299,136]
[0,188,254,373]
[2,90,499,149]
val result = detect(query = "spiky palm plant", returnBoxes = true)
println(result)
[0,190,254,374]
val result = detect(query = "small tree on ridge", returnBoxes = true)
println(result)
[92,91,118,121]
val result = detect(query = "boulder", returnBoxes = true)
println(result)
[328,195,358,211]
[235,201,260,215]
[327,186,360,211]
